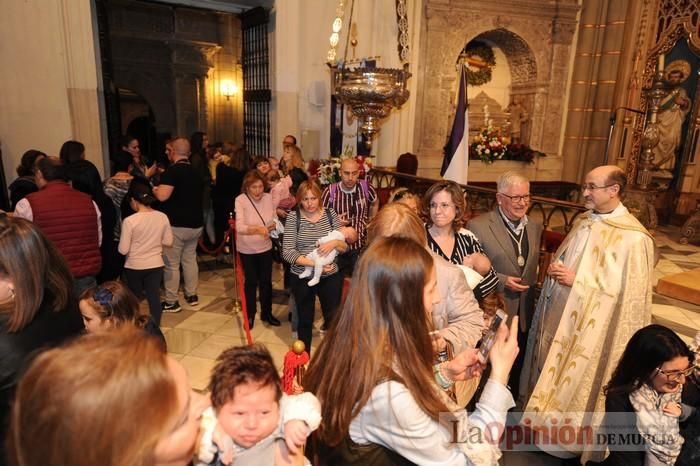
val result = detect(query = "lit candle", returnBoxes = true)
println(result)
[658,54,665,72]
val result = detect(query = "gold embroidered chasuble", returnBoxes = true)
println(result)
[519,204,654,461]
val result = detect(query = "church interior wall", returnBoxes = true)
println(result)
[2,0,699,229]
[561,0,631,183]
[107,0,242,159]
[0,0,107,179]
[414,0,580,182]
[270,0,421,166]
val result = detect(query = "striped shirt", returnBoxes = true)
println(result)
[427,227,499,301]
[103,177,132,240]
[283,208,341,276]
[321,181,377,250]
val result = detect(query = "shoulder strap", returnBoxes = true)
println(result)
[359,179,369,199]
[329,183,337,205]
[245,194,266,225]
[326,207,334,229]
[296,207,334,233]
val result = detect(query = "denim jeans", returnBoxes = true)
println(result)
[163,226,203,303]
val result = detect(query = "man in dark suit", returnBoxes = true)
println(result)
[467,171,542,398]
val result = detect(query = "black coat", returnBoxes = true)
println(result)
[0,296,84,465]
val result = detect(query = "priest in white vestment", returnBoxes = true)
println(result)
[519,165,655,463]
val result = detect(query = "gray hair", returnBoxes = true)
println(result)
[497,171,530,193]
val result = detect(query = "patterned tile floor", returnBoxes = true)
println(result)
[160,259,318,391]
[650,226,700,345]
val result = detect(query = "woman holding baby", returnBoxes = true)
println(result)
[282,181,347,353]
[235,171,279,328]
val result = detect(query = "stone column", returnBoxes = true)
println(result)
[560,0,631,182]
[0,0,107,178]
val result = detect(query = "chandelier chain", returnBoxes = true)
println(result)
[396,0,410,63]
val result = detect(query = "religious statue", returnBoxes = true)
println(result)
[506,96,529,144]
[652,61,692,174]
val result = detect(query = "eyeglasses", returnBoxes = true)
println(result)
[656,365,696,381]
[429,202,455,211]
[581,183,617,192]
[499,193,531,203]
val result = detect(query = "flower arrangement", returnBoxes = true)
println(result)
[317,157,343,185]
[469,125,546,164]
[470,123,509,164]
[316,152,373,186]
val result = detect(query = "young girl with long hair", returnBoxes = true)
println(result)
[304,237,519,465]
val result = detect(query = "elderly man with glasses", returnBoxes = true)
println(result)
[519,165,655,463]
[467,171,543,400]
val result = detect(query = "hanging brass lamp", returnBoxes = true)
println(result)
[327,0,411,147]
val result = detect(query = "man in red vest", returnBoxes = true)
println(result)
[14,156,102,296]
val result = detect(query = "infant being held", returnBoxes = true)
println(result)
[197,344,321,466]
[299,227,352,286]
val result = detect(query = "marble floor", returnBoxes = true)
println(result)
[161,225,700,393]
[160,259,318,391]
[650,226,700,344]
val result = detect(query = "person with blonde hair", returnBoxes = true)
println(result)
[305,237,519,465]
[0,214,84,462]
[280,145,308,195]
[8,328,208,466]
[282,181,347,351]
[388,187,420,214]
[367,202,484,352]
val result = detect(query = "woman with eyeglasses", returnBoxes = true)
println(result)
[0,214,84,462]
[423,181,499,300]
[599,324,698,466]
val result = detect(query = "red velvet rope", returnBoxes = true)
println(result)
[217,219,253,345]
[283,350,309,394]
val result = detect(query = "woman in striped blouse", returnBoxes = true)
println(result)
[282,181,347,353]
[423,181,499,301]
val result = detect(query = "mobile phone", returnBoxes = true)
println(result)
[478,309,507,364]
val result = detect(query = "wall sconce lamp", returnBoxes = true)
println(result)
[221,80,238,101]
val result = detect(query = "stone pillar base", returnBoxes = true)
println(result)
[624,187,660,231]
